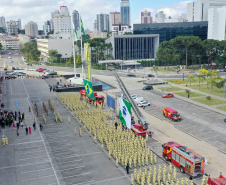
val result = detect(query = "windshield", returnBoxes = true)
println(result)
[96,97,104,101]
[173,113,180,117]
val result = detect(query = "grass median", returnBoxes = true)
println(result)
[192,97,223,106]
[174,91,203,98]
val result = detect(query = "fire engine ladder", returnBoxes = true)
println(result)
[115,71,149,129]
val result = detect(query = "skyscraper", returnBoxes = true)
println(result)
[155,11,166,23]
[109,12,121,31]
[6,20,18,36]
[0,16,6,29]
[24,21,38,37]
[72,10,80,30]
[141,10,153,24]
[17,19,22,30]
[43,20,54,35]
[93,20,97,31]
[120,0,131,26]
[97,13,109,32]
[52,6,72,35]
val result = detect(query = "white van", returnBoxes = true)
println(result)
[135,97,144,104]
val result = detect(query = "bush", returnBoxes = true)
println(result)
[206,96,212,100]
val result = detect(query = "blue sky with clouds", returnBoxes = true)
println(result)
[0,0,194,30]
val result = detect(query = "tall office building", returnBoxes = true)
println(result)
[52,6,72,35]
[141,10,153,24]
[17,19,22,30]
[0,16,6,29]
[97,13,109,32]
[25,21,38,37]
[187,0,226,22]
[93,20,97,31]
[6,20,18,35]
[121,0,131,26]
[43,20,54,35]
[155,11,166,23]
[109,12,121,31]
[72,10,79,30]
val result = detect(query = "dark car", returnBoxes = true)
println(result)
[224,118,226,122]
[143,85,153,90]
[127,73,136,77]
[147,74,155,77]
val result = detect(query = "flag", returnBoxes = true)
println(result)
[73,29,78,40]
[119,97,132,129]
[80,18,87,42]
[83,79,94,100]
[85,43,92,82]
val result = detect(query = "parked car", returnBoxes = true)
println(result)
[224,118,226,122]
[143,85,153,90]
[6,71,16,75]
[162,93,174,98]
[138,101,151,107]
[131,94,137,99]
[46,71,57,75]
[135,97,144,104]
[38,68,47,72]
[127,73,136,77]
[147,74,155,77]
[44,69,54,74]
[17,72,26,76]
[6,70,14,75]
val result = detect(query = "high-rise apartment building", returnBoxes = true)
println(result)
[25,21,38,37]
[121,0,131,26]
[141,10,153,24]
[52,6,72,35]
[6,20,18,36]
[0,16,6,29]
[17,19,22,30]
[93,20,97,31]
[155,11,166,23]
[72,10,79,30]
[109,12,121,31]
[97,13,109,32]
[43,20,54,35]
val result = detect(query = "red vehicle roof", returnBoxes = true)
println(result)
[134,124,147,131]
[165,141,182,148]
[164,107,178,114]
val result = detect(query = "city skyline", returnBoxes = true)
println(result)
[0,0,192,30]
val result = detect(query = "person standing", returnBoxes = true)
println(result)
[29,127,31,134]
[126,163,129,174]
[20,121,23,127]
[115,122,118,130]
[33,122,36,130]
[188,94,190,99]
[16,122,20,130]
[16,129,19,137]
[40,124,43,131]
[25,127,28,135]
[12,123,15,130]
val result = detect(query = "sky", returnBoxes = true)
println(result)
[0,0,194,30]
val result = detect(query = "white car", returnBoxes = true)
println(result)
[135,97,144,104]
[138,101,151,107]
[131,94,137,99]
[44,69,54,74]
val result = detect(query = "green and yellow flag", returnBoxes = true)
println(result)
[83,79,94,100]
[81,18,87,42]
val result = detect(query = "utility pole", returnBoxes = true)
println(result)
[223,82,225,111]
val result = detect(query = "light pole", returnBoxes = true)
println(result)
[223,82,225,111]
[183,72,185,81]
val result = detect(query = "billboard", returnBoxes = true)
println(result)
[107,95,115,110]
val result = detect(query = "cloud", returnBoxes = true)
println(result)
[0,0,119,30]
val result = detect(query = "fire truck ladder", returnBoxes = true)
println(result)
[115,71,149,129]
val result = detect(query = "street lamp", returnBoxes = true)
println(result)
[183,72,185,81]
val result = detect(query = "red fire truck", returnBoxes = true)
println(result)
[207,174,226,185]
[162,107,181,122]
[131,124,147,137]
[162,141,205,177]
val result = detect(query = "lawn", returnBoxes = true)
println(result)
[174,91,203,98]
[192,97,223,106]
[157,86,183,92]
[165,78,207,85]
[215,106,226,112]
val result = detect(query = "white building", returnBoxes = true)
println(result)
[0,37,19,50]
[109,12,121,31]
[18,34,31,48]
[187,0,226,40]
[37,38,73,62]
[111,24,132,35]
[0,16,6,29]
[208,6,226,41]
[93,20,97,32]
[6,20,18,36]
[97,13,109,33]
[17,19,22,30]
[43,20,54,35]
[25,21,38,38]
[86,31,108,39]
[52,6,72,35]
[155,11,166,23]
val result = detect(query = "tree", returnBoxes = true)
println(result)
[197,74,204,89]
[187,74,195,86]
[47,30,54,35]
[202,39,219,68]
[48,50,58,58]
[0,27,5,33]
[20,41,40,62]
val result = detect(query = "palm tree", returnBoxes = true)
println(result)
[187,74,195,86]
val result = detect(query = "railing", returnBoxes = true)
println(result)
[115,71,149,129]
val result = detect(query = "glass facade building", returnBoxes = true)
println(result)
[106,34,159,60]
[121,0,130,26]
[133,21,208,43]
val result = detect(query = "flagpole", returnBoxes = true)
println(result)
[80,16,84,79]
[71,17,76,78]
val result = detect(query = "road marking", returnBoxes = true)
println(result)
[21,79,60,185]
[18,154,48,161]
[37,96,42,104]
[57,159,82,165]
[53,151,102,160]
[56,166,85,172]
[0,161,51,170]
[20,167,53,174]
[9,140,42,146]
[58,172,90,180]
[22,174,55,181]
